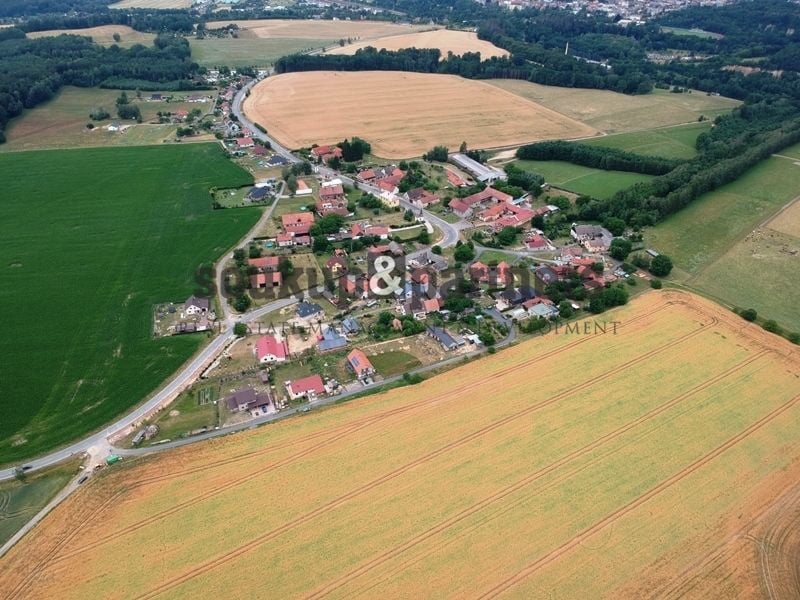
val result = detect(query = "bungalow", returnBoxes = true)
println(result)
[318,327,347,352]
[266,154,290,167]
[405,188,440,209]
[528,301,559,320]
[247,186,271,202]
[427,325,466,351]
[571,223,614,253]
[248,256,279,271]
[326,255,348,276]
[276,232,295,248]
[525,234,555,251]
[347,349,375,381]
[252,145,268,157]
[364,225,390,240]
[224,387,274,417]
[285,374,326,400]
[311,145,343,163]
[297,301,323,320]
[185,295,209,315]
[255,335,289,363]
[237,137,255,149]
[295,179,313,196]
[342,317,360,335]
[282,212,315,236]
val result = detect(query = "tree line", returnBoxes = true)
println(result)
[516,141,683,176]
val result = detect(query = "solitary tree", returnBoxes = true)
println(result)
[233,322,248,337]
[649,254,673,277]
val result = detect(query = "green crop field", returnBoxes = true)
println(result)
[0,144,260,463]
[515,159,653,199]
[661,26,723,39]
[188,38,334,68]
[646,150,800,331]
[582,122,710,160]
[0,461,79,545]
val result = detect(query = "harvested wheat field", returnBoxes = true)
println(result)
[109,0,191,8]
[26,25,156,48]
[325,29,508,59]
[204,19,430,40]
[489,80,741,133]
[4,291,800,599]
[244,71,597,158]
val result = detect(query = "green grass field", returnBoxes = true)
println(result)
[646,150,800,330]
[515,160,654,199]
[189,37,334,67]
[0,144,260,463]
[368,350,421,376]
[661,26,723,39]
[582,122,710,160]
[0,461,78,545]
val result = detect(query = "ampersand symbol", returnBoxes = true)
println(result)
[370,255,402,296]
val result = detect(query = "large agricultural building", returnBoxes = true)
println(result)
[449,152,507,183]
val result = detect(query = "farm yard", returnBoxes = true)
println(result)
[0,144,259,463]
[325,29,508,59]
[514,159,654,200]
[646,149,800,331]
[26,25,156,48]
[0,86,216,152]
[243,71,597,158]
[4,291,800,599]
[488,80,740,133]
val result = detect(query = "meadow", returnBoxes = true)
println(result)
[581,121,710,159]
[646,150,800,331]
[204,19,430,40]
[325,29,508,59]
[0,144,260,463]
[514,159,654,199]
[26,25,155,48]
[1,86,216,152]
[489,80,740,133]
[3,291,800,599]
[189,37,334,68]
[243,71,597,158]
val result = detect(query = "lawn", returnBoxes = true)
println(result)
[582,121,710,160]
[189,37,334,68]
[0,144,260,463]
[8,291,800,599]
[129,384,220,446]
[0,460,79,545]
[515,159,653,199]
[367,350,422,376]
[646,150,800,331]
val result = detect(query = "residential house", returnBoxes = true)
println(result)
[427,325,466,351]
[297,301,323,320]
[527,299,559,319]
[449,187,513,219]
[250,271,282,289]
[185,295,209,315]
[326,255,348,276]
[469,261,513,288]
[224,387,274,417]
[405,188,440,209]
[237,137,255,149]
[311,145,343,163]
[317,183,349,216]
[342,317,360,335]
[252,145,268,157]
[477,202,536,229]
[317,327,347,352]
[347,349,375,381]
[525,234,555,251]
[277,232,295,248]
[247,187,271,203]
[571,223,614,253]
[255,335,289,363]
[339,274,370,299]
[282,212,315,236]
[285,374,326,400]
[445,169,468,188]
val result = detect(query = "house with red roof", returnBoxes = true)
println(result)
[250,271,282,289]
[282,212,315,235]
[449,187,513,219]
[237,137,254,148]
[285,374,326,400]
[479,202,536,229]
[347,349,375,381]
[276,232,295,248]
[405,188,440,209]
[469,260,513,287]
[445,169,468,188]
[255,335,289,363]
[525,234,555,251]
[311,145,343,163]
[316,183,349,216]
[339,274,371,298]
[248,256,279,271]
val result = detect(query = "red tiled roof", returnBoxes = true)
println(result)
[256,335,289,361]
[288,374,325,395]
[248,256,279,270]
[347,349,374,378]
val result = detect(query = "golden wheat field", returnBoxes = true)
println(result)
[3,291,800,599]
[325,29,509,59]
[243,71,597,158]
[204,19,431,40]
[26,25,156,48]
